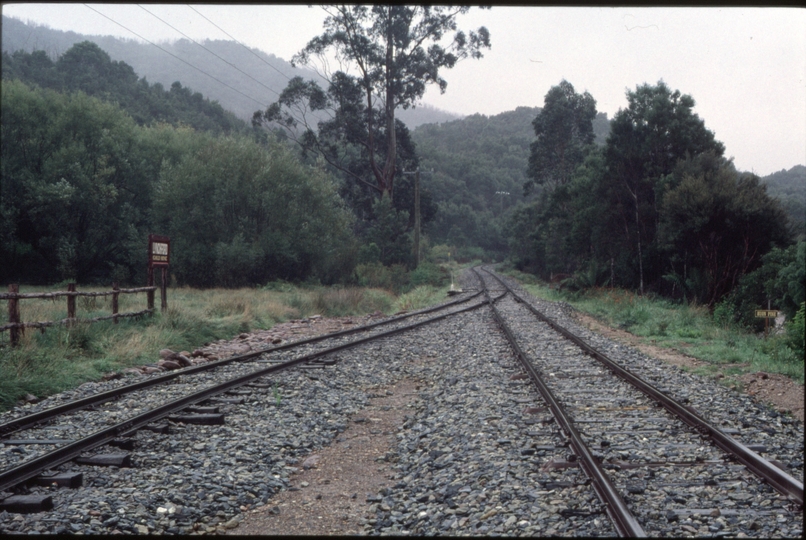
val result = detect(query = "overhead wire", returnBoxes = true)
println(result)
[185,4,293,84]
[136,4,281,99]
[185,4,333,127]
[81,3,269,108]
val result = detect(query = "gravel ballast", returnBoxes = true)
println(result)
[1,268,802,536]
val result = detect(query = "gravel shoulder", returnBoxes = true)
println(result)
[573,312,804,423]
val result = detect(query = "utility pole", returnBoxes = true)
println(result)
[414,169,421,267]
[401,168,433,267]
[495,191,510,215]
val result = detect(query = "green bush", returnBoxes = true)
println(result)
[786,302,805,360]
[427,244,453,264]
[356,262,392,289]
[718,242,805,330]
[712,299,735,329]
[409,262,449,288]
[453,245,487,263]
[358,242,382,264]
[363,198,413,267]
[389,264,410,294]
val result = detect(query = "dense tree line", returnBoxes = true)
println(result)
[0,35,460,290]
[508,79,800,327]
[153,134,355,287]
[0,78,354,286]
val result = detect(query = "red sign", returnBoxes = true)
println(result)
[148,234,170,267]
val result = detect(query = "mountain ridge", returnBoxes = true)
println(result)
[1,14,461,128]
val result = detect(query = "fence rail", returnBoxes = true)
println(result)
[2,283,160,347]
[0,286,156,300]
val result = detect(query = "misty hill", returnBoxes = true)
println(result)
[413,106,610,209]
[1,15,460,128]
[409,106,609,256]
[761,165,806,239]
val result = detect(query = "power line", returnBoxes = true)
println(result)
[136,4,281,99]
[81,4,269,108]
[185,4,293,84]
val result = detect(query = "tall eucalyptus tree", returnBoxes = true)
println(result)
[253,5,490,201]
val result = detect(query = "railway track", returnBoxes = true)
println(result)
[474,266,802,536]
[0,289,490,504]
[1,266,802,536]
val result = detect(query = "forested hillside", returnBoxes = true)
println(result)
[411,107,610,260]
[762,165,806,240]
[1,11,481,295]
[2,43,246,134]
[1,15,460,128]
[0,32,455,289]
[0,77,355,287]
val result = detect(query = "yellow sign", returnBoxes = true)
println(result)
[755,310,779,318]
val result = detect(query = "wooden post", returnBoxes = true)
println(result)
[67,283,76,326]
[413,169,421,267]
[8,284,21,347]
[112,282,119,324]
[147,266,155,315]
[610,258,615,289]
[160,267,168,313]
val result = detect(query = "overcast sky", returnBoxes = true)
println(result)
[3,4,805,176]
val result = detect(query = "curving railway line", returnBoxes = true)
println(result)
[0,266,802,536]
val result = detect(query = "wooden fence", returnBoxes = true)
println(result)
[1,283,162,347]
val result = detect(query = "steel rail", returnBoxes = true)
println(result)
[0,292,494,494]
[482,266,804,507]
[0,290,485,438]
[472,267,646,537]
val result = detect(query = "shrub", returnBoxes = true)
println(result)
[409,262,449,288]
[712,299,736,329]
[428,244,453,264]
[389,264,410,294]
[358,243,382,264]
[356,262,392,289]
[786,302,805,360]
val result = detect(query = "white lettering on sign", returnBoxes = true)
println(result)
[152,243,168,256]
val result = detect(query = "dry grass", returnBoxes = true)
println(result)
[0,281,446,411]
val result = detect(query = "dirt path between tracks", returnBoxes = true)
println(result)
[230,377,421,536]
